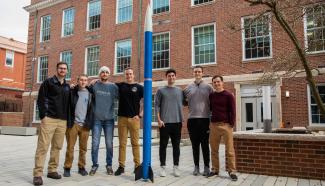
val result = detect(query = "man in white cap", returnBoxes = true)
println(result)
[87,66,119,176]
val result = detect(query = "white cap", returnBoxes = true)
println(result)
[98,66,110,76]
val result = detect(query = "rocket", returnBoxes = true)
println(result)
[135,0,154,182]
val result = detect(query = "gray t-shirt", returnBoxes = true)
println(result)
[93,82,118,120]
[155,86,184,123]
[74,89,90,126]
[184,81,213,118]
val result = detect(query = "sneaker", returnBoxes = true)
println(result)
[160,166,166,177]
[229,173,238,181]
[206,171,218,178]
[33,176,43,186]
[89,165,98,176]
[47,172,62,179]
[78,167,88,176]
[193,166,200,176]
[106,166,113,175]
[173,166,180,177]
[63,168,71,177]
[114,166,125,176]
[202,166,210,176]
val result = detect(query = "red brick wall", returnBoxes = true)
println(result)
[0,112,24,126]
[234,138,325,180]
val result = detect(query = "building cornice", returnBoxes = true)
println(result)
[24,0,67,13]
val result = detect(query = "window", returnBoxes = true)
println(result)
[153,0,169,14]
[86,46,100,77]
[310,85,325,124]
[62,8,75,37]
[192,23,216,65]
[152,94,157,122]
[38,56,48,83]
[305,4,325,53]
[192,0,213,6]
[153,32,169,69]
[5,50,14,67]
[40,15,51,42]
[117,0,133,23]
[114,100,119,122]
[115,40,131,74]
[242,15,272,60]
[87,0,101,31]
[60,51,72,80]
[33,101,40,123]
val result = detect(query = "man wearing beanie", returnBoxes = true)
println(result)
[87,66,119,176]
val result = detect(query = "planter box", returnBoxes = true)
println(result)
[1,126,37,136]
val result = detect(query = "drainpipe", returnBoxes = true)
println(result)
[27,10,38,127]
[137,0,143,82]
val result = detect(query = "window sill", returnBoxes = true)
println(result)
[153,11,170,17]
[191,1,215,8]
[61,34,74,38]
[191,62,217,67]
[306,50,325,56]
[153,68,170,71]
[116,20,132,25]
[242,56,273,63]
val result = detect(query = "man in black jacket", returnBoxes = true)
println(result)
[63,74,93,177]
[33,62,70,186]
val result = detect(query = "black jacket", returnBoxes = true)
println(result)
[67,86,94,129]
[37,76,70,121]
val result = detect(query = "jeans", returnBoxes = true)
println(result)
[91,119,114,167]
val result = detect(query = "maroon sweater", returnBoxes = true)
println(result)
[209,90,236,127]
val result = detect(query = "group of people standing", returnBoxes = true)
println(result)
[32,62,237,186]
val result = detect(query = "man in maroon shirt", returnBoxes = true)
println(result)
[207,75,237,181]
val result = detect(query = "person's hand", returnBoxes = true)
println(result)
[70,83,76,88]
[158,120,165,128]
[133,115,140,120]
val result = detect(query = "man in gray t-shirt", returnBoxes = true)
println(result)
[155,69,184,177]
[184,66,213,176]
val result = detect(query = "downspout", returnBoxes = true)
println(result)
[137,0,143,82]
[27,10,38,127]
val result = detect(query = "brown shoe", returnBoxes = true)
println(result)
[33,176,43,185]
[47,172,62,179]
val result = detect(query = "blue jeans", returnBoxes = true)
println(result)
[91,119,114,167]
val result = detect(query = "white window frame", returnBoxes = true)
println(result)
[61,7,75,37]
[60,50,73,80]
[153,31,170,71]
[37,56,48,83]
[87,0,101,31]
[5,50,14,67]
[40,15,51,42]
[307,84,325,126]
[33,100,41,123]
[191,22,217,66]
[303,3,325,54]
[241,14,273,62]
[114,39,132,75]
[153,0,170,15]
[84,46,100,77]
[191,0,214,7]
[116,0,133,24]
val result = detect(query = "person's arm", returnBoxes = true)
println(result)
[37,80,49,120]
[182,88,189,106]
[154,89,164,128]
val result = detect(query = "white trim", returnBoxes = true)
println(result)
[191,22,217,66]
[86,1,90,31]
[114,39,132,75]
[153,31,170,70]
[307,83,325,126]
[5,50,14,67]
[40,15,51,42]
[33,100,41,123]
[191,0,215,7]
[61,7,75,37]
[37,57,41,83]
[152,0,170,15]
[241,14,273,61]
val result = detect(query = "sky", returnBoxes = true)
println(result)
[0,0,31,43]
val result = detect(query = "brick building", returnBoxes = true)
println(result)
[23,0,325,131]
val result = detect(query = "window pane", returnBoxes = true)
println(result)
[246,103,253,122]
[306,4,325,52]
[193,25,215,65]
[88,0,101,30]
[116,40,131,73]
[193,0,213,5]
[63,8,75,36]
[41,15,51,41]
[86,46,100,76]
[5,50,14,66]
[153,0,169,14]
[310,85,325,124]
[61,51,72,79]
[153,33,169,69]
[39,56,48,82]
[118,0,132,23]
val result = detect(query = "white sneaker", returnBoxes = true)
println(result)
[160,166,167,177]
[173,166,180,177]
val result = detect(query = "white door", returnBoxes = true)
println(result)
[241,98,257,131]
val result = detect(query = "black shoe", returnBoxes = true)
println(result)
[33,176,43,186]
[89,165,98,176]
[47,172,62,179]
[63,168,71,177]
[229,173,238,181]
[78,167,88,176]
[134,166,140,174]
[106,166,113,175]
[206,171,218,178]
[114,166,125,176]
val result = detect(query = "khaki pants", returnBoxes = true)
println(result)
[209,122,236,173]
[64,123,90,169]
[33,117,67,177]
[118,116,140,168]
